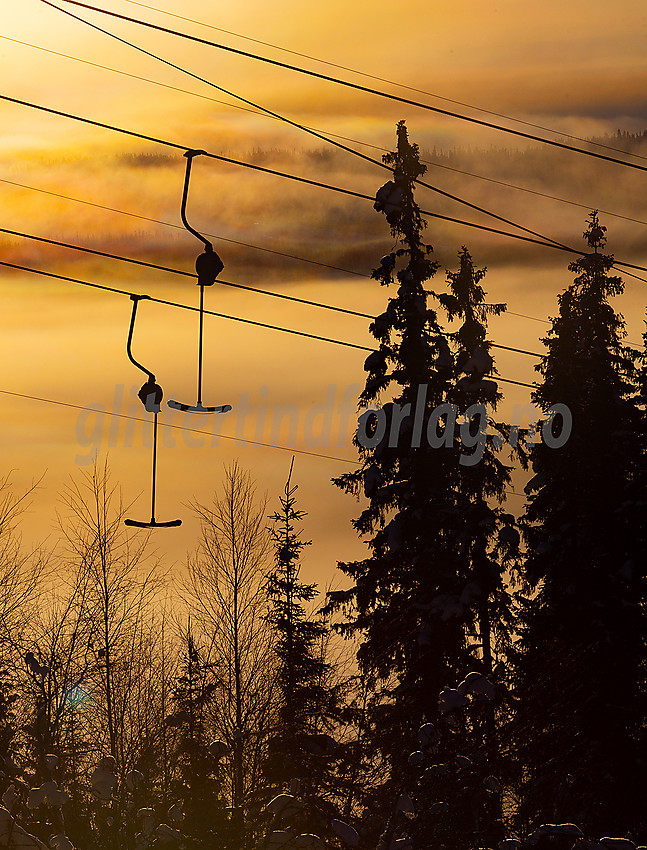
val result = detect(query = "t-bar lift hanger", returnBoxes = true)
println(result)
[167,150,233,415]
[124,294,181,528]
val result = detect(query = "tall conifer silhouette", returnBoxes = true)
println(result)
[511,213,647,837]
[438,248,520,848]
[331,121,468,725]
[442,247,518,675]
[327,124,504,846]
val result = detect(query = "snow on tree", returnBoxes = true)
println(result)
[0,805,48,849]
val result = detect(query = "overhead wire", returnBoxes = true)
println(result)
[0,260,371,352]
[3,93,647,276]
[117,0,647,165]
[0,387,548,500]
[5,33,647,231]
[0,388,359,465]
[425,162,647,229]
[0,260,538,388]
[0,34,406,160]
[37,0,576,254]
[0,226,370,317]
[0,226,541,356]
[43,0,647,175]
[0,176,365,278]
[0,94,592,256]
[507,311,549,325]
[617,268,647,286]
[2,177,642,346]
[2,178,642,345]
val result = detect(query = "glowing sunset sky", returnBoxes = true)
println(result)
[1,0,646,579]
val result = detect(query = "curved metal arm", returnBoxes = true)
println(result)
[181,150,212,251]
[127,294,155,380]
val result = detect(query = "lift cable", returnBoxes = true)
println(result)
[116,0,647,164]
[44,0,647,175]
[0,94,594,258]
[0,176,365,279]
[36,0,578,254]
[4,33,646,230]
[0,228,543,357]
[0,259,538,388]
[2,177,643,342]
[0,387,359,465]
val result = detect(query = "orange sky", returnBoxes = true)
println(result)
[1,0,646,583]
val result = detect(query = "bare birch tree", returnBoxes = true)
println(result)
[182,462,275,830]
[57,461,162,769]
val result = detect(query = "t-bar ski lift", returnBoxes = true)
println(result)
[124,294,182,528]
[167,150,233,415]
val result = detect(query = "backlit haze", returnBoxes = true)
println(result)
[1,0,646,583]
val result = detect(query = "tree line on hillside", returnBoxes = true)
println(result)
[0,122,645,850]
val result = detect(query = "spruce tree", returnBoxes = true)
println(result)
[442,246,519,675]
[511,212,647,837]
[262,460,341,840]
[327,123,485,847]
[434,248,519,849]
